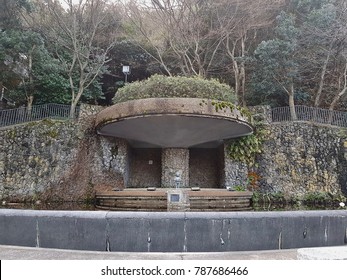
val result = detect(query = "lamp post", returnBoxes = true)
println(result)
[122,65,131,83]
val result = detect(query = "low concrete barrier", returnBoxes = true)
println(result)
[0,209,347,252]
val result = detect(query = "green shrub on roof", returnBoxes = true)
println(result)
[113,74,236,104]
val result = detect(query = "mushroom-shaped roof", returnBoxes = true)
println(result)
[95,98,253,148]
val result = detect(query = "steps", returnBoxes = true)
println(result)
[95,188,253,211]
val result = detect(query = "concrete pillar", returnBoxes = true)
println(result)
[161,148,189,188]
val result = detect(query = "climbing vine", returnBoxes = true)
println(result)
[210,100,253,123]
[226,122,269,166]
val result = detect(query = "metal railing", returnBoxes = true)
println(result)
[1,103,346,128]
[0,104,79,127]
[271,105,347,128]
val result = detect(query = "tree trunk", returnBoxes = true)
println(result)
[27,46,36,117]
[70,94,80,119]
[232,60,240,102]
[330,60,347,110]
[70,102,77,119]
[329,87,347,111]
[0,83,4,101]
[70,87,84,118]
[315,44,332,107]
[289,82,297,121]
[240,35,246,106]
[226,36,241,104]
[70,99,79,119]
[240,62,246,106]
[27,95,34,117]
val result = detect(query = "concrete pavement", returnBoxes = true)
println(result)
[0,245,298,260]
[2,245,347,260]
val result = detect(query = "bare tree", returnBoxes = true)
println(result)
[122,0,173,75]
[326,1,347,110]
[215,0,285,105]
[124,0,286,105]
[295,1,347,110]
[31,0,121,117]
[329,54,347,110]
[124,0,227,77]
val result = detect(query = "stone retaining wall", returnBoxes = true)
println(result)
[0,120,80,201]
[257,123,347,197]
[0,105,129,201]
[223,122,347,197]
[0,104,346,201]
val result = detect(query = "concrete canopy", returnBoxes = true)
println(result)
[95,98,253,148]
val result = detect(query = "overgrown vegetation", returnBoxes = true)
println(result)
[252,191,347,210]
[210,100,253,122]
[113,74,236,103]
[233,185,247,191]
[1,0,346,111]
[226,122,269,166]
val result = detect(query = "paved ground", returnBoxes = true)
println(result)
[0,245,297,260]
[2,245,347,260]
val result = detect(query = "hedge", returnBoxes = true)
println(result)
[113,74,236,104]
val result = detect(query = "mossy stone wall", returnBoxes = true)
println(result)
[224,122,347,197]
[0,120,80,201]
[0,105,129,202]
[0,104,346,202]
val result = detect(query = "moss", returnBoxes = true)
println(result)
[233,185,247,191]
[337,128,347,139]
[45,129,59,139]
[252,191,347,209]
[252,191,290,206]
[237,106,253,123]
[6,129,17,139]
[111,145,118,157]
[41,118,56,127]
[211,100,235,112]
[26,121,39,128]
[210,100,253,123]
[24,119,56,129]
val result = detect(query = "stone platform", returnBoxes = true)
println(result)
[95,188,253,211]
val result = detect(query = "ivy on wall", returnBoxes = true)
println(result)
[226,122,269,166]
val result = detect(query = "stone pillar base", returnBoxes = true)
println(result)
[167,189,190,211]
